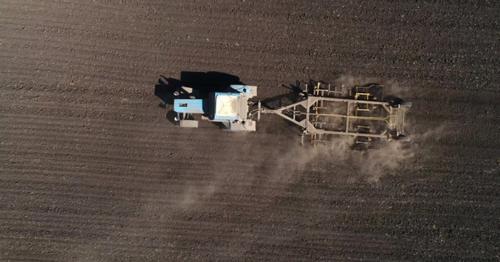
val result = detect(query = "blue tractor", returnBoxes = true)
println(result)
[173,84,258,131]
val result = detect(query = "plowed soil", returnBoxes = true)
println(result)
[1,1,499,261]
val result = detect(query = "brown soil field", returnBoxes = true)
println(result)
[1,0,499,261]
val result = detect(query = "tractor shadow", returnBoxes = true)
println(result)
[154,71,244,124]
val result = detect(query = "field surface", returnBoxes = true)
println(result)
[1,0,499,261]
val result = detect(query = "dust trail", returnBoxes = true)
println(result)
[270,123,450,185]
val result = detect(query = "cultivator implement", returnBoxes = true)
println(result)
[258,81,411,144]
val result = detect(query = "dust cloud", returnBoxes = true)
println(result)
[270,136,409,184]
[271,124,450,184]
